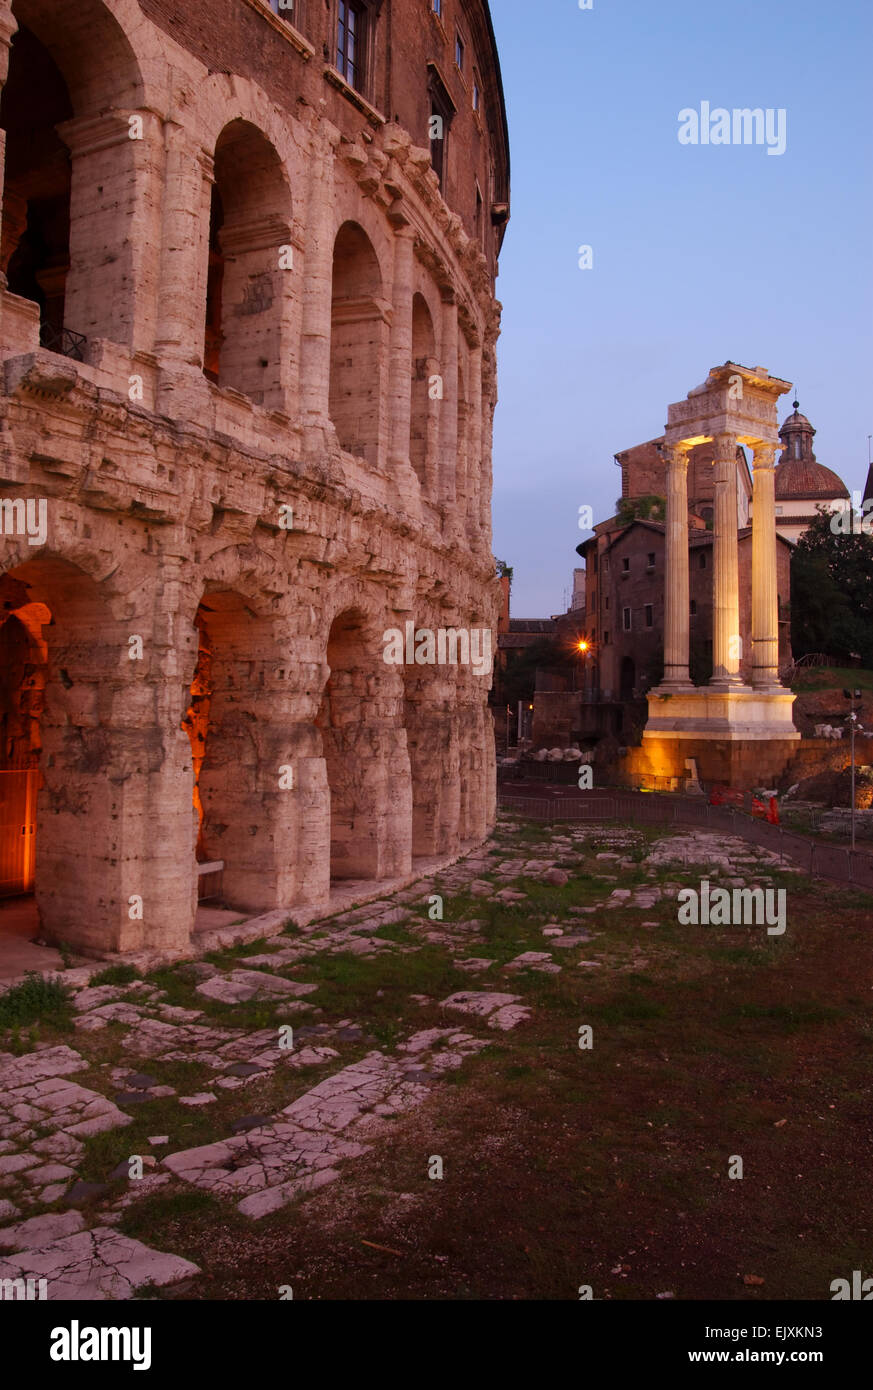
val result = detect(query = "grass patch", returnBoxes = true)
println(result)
[90,963,141,986]
[119,1188,224,1241]
[0,971,73,1029]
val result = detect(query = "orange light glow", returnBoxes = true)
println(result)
[577,639,590,653]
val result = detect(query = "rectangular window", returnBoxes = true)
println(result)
[622,556,630,573]
[432,0,442,14]
[647,552,655,568]
[455,33,465,70]
[622,607,632,631]
[699,551,707,569]
[603,630,610,646]
[604,597,610,611]
[475,185,483,243]
[645,604,653,628]
[473,75,481,111]
[690,599,697,616]
[337,1,364,91]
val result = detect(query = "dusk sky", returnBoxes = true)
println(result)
[488,0,873,616]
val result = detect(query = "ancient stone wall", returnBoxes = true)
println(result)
[0,0,507,952]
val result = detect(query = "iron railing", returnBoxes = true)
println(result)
[39,323,87,361]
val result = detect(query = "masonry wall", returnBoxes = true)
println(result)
[0,0,508,953]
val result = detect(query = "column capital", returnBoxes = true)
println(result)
[751,442,778,469]
[661,441,691,469]
[712,431,738,466]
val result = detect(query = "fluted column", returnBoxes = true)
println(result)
[661,443,693,689]
[751,442,781,689]
[710,431,743,686]
[439,290,459,508]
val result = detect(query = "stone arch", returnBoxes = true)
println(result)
[1,0,146,348]
[329,220,388,466]
[0,553,195,953]
[203,119,294,408]
[316,603,411,882]
[410,291,438,494]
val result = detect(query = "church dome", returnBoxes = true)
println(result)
[775,459,850,500]
[775,402,850,501]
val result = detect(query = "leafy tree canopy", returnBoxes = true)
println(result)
[791,510,873,667]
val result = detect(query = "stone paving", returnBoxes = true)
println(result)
[164,1028,490,1219]
[0,814,801,1296]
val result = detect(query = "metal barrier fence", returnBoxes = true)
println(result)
[497,790,873,890]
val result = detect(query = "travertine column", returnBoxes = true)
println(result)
[751,442,781,688]
[466,342,483,542]
[710,431,743,686]
[61,110,164,351]
[299,129,336,429]
[388,226,415,470]
[154,123,214,361]
[661,443,692,689]
[439,290,459,507]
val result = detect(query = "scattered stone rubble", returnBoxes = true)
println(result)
[0,818,806,1295]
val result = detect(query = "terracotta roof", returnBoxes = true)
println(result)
[775,458,850,502]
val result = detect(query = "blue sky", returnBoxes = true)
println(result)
[488,0,873,615]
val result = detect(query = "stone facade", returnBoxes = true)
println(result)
[0,0,510,953]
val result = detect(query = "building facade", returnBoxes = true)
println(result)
[0,0,510,953]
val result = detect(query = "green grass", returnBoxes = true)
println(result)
[0,971,73,1029]
[792,666,873,693]
[90,963,141,986]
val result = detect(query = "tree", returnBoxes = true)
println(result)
[791,510,873,667]
[615,495,666,527]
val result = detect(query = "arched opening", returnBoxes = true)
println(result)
[0,556,194,957]
[316,608,411,882]
[0,25,73,349]
[620,656,636,701]
[0,598,46,903]
[203,120,293,406]
[329,221,386,464]
[410,292,437,492]
[1,0,145,353]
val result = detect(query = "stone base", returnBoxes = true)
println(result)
[628,736,800,791]
[643,684,800,741]
[631,683,801,788]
